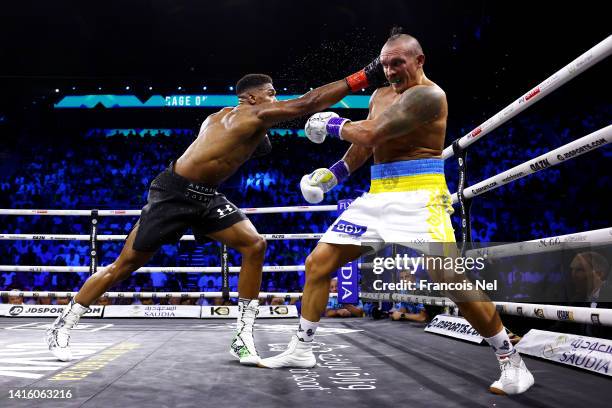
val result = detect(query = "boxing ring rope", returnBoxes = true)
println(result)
[441,35,612,159]
[0,233,323,241]
[465,227,612,260]
[0,205,337,217]
[0,291,313,299]
[0,265,305,273]
[450,124,611,203]
[359,292,612,326]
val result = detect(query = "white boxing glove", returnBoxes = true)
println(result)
[300,175,324,204]
[304,112,350,144]
[300,161,350,204]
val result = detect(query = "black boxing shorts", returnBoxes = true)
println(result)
[132,163,247,252]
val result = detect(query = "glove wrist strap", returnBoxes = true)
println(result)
[329,160,350,184]
[326,117,349,139]
[345,70,369,92]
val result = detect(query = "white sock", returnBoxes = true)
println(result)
[296,316,318,342]
[237,298,258,331]
[484,327,515,357]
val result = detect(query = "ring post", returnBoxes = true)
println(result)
[220,244,230,300]
[89,209,99,276]
[452,140,472,255]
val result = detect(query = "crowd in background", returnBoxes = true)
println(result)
[1,104,610,327]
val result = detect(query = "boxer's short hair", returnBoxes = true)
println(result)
[236,74,273,95]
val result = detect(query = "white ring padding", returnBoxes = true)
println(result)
[360,292,612,326]
[464,227,612,260]
[451,124,612,203]
[0,265,306,273]
[441,35,612,159]
[0,233,323,241]
[0,205,338,217]
[0,290,334,299]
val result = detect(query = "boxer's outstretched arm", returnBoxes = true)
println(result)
[255,80,350,127]
[340,85,446,147]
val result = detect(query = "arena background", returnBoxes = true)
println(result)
[0,2,611,406]
[1,0,609,295]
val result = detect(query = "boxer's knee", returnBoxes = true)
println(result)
[239,234,267,260]
[102,259,137,283]
[305,253,333,285]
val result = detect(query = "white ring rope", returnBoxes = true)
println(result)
[465,227,612,260]
[451,124,612,203]
[441,35,612,159]
[0,205,337,217]
[0,265,306,273]
[0,291,317,299]
[360,292,612,326]
[1,228,608,260]
[0,233,323,241]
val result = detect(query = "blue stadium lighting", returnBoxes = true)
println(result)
[178,86,182,90]
[125,86,130,90]
[202,86,207,91]
[283,87,287,91]
[229,86,234,91]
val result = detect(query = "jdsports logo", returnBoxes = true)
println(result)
[331,220,367,237]
[217,204,236,218]
[8,306,102,316]
[9,306,24,316]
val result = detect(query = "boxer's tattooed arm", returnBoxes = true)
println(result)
[337,89,376,171]
[340,85,446,147]
[342,144,372,172]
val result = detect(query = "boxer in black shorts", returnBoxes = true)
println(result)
[132,162,247,252]
[46,60,387,365]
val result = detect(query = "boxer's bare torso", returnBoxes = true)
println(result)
[175,106,268,186]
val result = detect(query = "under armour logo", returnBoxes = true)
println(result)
[217,204,236,218]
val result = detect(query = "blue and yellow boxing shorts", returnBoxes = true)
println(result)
[319,159,455,249]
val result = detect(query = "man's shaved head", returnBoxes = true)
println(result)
[384,26,423,56]
[379,26,426,93]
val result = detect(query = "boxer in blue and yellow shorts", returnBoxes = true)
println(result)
[317,158,454,249]
[260,28,534,396]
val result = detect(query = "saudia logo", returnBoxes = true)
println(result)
[332,221,367,237]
